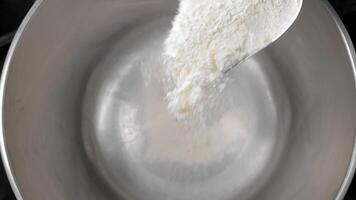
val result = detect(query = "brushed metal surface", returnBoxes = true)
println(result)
[1,0,356,200]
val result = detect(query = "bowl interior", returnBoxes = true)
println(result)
[2,0,356,199]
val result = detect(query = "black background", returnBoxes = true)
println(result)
[0,0,356,199]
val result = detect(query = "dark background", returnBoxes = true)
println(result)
[0,0,356,199]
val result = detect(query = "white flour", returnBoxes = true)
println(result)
[164,0,300,120]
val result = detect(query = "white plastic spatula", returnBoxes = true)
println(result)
[164,0,304,120]
[223,0,303,73]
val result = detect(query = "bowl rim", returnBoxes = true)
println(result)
[0,0,44,199]
[0,0,355,199]
[322,0,356,199]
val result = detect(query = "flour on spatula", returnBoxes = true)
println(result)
[164,0,300,120]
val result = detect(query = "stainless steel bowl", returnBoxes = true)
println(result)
[1,0,356,199]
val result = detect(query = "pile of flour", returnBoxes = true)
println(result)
[164,0,300,120]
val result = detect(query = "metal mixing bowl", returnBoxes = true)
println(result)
[1,0,356,199]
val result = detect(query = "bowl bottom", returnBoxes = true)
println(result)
[82,17,291,200]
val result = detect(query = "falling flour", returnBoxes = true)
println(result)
[164,0,300,120]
